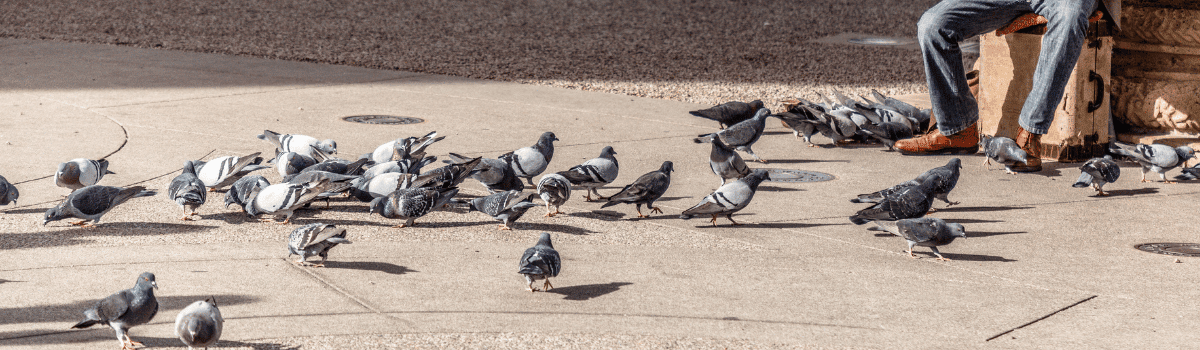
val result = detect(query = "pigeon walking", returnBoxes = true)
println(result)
[243,178,331,224]
[0,174,18,206]
[601,161,673,218]
[56,158,115,190]
[869,218,966,261]
[72,272,159,350]
[689,100,765,129]
[537,173,571,217]
[287,223,352,266]
[43,185,157,228]
[168,161,207,220]
[462,190,539,230]
[852,158,961,208]
[1109,141,1194,183]
[849,179,938,225]
[175,298,223,350]
[519,232,561,292]
[502,132,558,185]
[450,153,523,193]
[680,169,769,226]
[194,152,269,191]
[1073,155,1121,196]
[981,136,1029,174]
[224,175,269,211]
[694,108,771,163]
[369,186,458,228]
[258,130,337,158]
[556,146,618,201]
[707,138,750,186]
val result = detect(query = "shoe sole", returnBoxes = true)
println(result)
[897,145,979,156]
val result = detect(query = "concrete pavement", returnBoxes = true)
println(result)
[1,37,1199,349]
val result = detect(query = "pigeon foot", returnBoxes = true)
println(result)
[543,279,553,291]
[207,187,217,192]
[650,207,663,214]
[499,224,513,231]
[70,220,89,226]
[907,250,920,259]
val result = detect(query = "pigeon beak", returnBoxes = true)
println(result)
[151,281,159,289]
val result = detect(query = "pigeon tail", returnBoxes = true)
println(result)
[848,216,871,225]
[693,134,716,144]
[71,318,98,329]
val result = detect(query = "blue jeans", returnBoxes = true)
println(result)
[918,0,1097,135]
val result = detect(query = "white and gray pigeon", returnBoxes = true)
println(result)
[287,223,352,266]
[258,130,336,158]
[1109,141,1194,183]
[694,108,771,163]
[369,186,458,228]
[849,178,938,225]
[370,131,445,164]
[43,185,157,228]
[851,158,962,208]
[0,174,19,206]
[518,232,561,292]
[56,158,115,190]
[707,137,750,185]
[285,171,361,205]
[409,156,482,190]
[168,161,207,221]
[601,161,673,218]
[462,190,539,230]
[1074,155,1121,196]
[537,173,571,217]
[1177,164,1200,181]
[194,152,269,191]
[980,136,1028,174]
[350,172,417,202]
[688,100,765,129]
[679,169,769,226]
[502,132,558,185]
[243,178,331,224]
[174,297,223,350]
[272,151,317,178]
[72,272,159,350]
[556,146,618,201]
[869,218,966,261]
[448,153,523,193]
[224,175,269,211]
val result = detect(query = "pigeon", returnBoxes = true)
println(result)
[285,171,360,204]
[287,223,352,266]
[409,156,482,190]
[43,185,157,228]
[502,132,558,185]
[555,146,618,201]
[980,136,1029,174]
[869,218,966,261]
[851,158,962,208]
[174,297,223,350]
[194,152,269,191]
[349,172,417,201]
[537,173,571,217]
[364,154,436,179]
[774,100,823,147]
[369,186,458,228]
[859,121,915,151]
[1177,164,1200,181]
[272,152,318,178]
[224,175,269,210]
[448,153,523,193]
[679,169,769,226]
[601,161,673,218]
[294,157,370,177]
[688,100,765,129]
[243,178,331,224]
[168,161,207,221]
[370,131,445,164]
[871,89,923,124]
[1074,155,1121,196]
[518,232,561,292]
[0,174,18,206]
[72,272,159,350]
[849,179,938,225]
[1109,141,1195,183]
[694,108,771,163]
[706,137,750,185]
[258,130,337,158]
[461,190,539,230]
[56,158,115,190]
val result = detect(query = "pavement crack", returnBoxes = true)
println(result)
[986,295,1098,342]
[285,258,416,327]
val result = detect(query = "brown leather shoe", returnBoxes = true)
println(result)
[1010,128,1043,172]
[895,124,980,155]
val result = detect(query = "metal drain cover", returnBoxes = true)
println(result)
[764,169,835,183]
[1135,243,1200,257]
[342,115,424,125]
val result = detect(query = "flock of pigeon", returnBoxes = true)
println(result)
[4,88,1199,349]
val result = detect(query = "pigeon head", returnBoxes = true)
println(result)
[318,139,338,155]
[137,272,158,290]
[947,157,962,169]
[659,161,674,174]
[742,169,771,189]
[600,146,616,158]
[946,223,966,239]
[749,100,765,110]
[368,197,388,215]
[1176,146,1195,165]
[535,232,554,249]
[205,296,219,307]
[539,132,559,144]
[42,204,69,226]
[752,108,772,120]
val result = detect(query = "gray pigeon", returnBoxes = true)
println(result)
[679,169,769,226]
[168,161,207,221]
[56,158,115,190]
[859,121,915,151]
[258,130,337,158]
[688,100,765,129]
[371,131,445,164]
[285,171,361,204]
[194,152,269,191]
[72,272,159,350]
[224,175,269,210]
[409,156,482,190]
[43,185,157,228]
[448,153,523,193]
[272,151,318,178]
[502,132,558,185]
[1109,141,1195,183]
[294,157,370,178]
[243,178,331,224]
[869,218,966,261]
[518,232,561,292]
[537,173,571,217]
[0,174,18,206]
[463,190,539,230]
[852,158,961,208]
[287,223,352,266]
[694,108,771,163]
[774,100,822,147]
[1074,155,1121,196]
[707,137,750,186]
[980,136,1029,174]
[849,179,937,225]
[556,146,618,201]
[350,172,417,202]
[1177,164,1200,181]
[174,298,223,350]
[601,161,673,218]
[369,186,458,228]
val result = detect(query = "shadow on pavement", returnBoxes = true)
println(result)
[547,282,633,301]
[0,294,258,328]
[1101,188,1159,197]
[944,218,1004,224]
[930,252,1017,262]
[756,185,804,192]
[968,230,1026,238]
[3,223,217,250]
[322,261,415,275]
[936,205,1032,213]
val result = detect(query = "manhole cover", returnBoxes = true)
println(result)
[342,115,424,125]
[1135,243,1200,257]
[764,169,835,183]
[847,37,913,46]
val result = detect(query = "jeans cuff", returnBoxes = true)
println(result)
[1018,121,1049,135]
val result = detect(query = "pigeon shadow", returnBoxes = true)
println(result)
[968,230,1026,238]
[515,222,594,235]
[651,196,689,202]
[926,252,1017,262]
[759,222,848,229]
[0,333,298,349]
[943,219,1004,224]
[763,158,850,164]
[935,205,1032,213]
[756,185,804,192]
[415,220,491,229]
[546,282,633,301]
[762,130,795,136]
[1101,188,1159,197]
[1,208,51,215]
[6,223,218,250]
[322,261,415,275]
[0,294,258,327]
[572,210,625,220]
